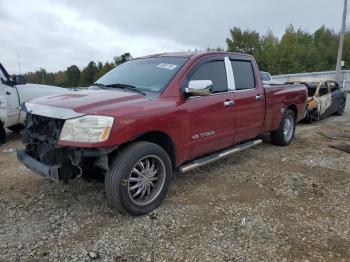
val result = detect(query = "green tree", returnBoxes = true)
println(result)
[65,65,81,87]
[96,61,115,79]
[113,52,132,66]
[226,27,261,55]
[79,61,98,86]
[259,30,279,73]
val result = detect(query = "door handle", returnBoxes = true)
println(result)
[256,95,264,101]
[224,100,235,107]
[6,91,11,95]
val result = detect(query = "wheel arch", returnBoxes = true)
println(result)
[112,130,177,170]
[286,104,298,119]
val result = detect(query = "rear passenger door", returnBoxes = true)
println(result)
[230,59,265,143]
[327,81,341,114]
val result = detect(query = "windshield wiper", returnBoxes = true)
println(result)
[105,83,146,96]
[91,83,108,89]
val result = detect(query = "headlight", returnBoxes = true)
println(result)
[59,115,114,143]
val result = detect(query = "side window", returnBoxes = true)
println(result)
[318,83,329,96]
[328,81,339,93]
[189,61,228,93]
[231,60,256,90]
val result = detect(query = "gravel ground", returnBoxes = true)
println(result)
[1,96,349,261]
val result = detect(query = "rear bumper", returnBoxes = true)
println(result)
[17,149,60,181]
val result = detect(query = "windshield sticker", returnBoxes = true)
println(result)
[157,63,178,70]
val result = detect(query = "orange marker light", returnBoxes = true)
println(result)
[101,127,111,141]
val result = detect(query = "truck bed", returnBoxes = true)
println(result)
[263,83,307,132]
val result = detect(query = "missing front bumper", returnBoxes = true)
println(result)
[17,147,115,183]
[17,149,60,181]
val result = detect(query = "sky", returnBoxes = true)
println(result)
[0,0,346,73]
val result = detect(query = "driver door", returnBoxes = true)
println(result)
[183,58,235,160]
[316,82,331,118]
[0,73,20,127]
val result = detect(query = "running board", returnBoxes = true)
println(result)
[179,139,262,173]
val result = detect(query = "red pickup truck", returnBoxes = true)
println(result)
[18,52,307,215]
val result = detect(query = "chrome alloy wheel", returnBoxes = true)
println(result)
[128,155,166,206]
[283,115,294,141]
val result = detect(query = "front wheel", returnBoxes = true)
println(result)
[105,142,172,216]
[335,99,346,116]
[271,109,296,146]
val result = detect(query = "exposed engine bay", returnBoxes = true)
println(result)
[21,113,112,183]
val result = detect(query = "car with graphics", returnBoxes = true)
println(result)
[286,78,347,123]
[0,63,68,143]
[17,52,307,215]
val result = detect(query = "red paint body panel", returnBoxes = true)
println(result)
[33,52,307,167]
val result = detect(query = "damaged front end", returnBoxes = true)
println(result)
[18,113,113,183]
[305,97,320,123]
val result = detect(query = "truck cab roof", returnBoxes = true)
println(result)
[139,51,252,60]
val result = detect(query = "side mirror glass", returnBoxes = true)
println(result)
[185,80,213,96]
[14,75,27,85]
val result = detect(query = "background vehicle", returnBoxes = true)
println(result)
[18,52,307,215]
[286,78,347,123]
[260,71,284,86]
[0,63,68,143]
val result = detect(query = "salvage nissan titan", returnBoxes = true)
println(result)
[17,52,307,215]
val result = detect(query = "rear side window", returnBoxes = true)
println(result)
[231,60,256,90]
[328,81,339,92]
[189,61,228,93]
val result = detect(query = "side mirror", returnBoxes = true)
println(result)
[14,75,27,85]
[185,80,213,96]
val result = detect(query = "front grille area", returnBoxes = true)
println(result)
[22,113,65,164]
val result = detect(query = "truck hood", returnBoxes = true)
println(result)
[26,89,147,119]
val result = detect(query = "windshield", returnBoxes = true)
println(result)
[95,57,188,94]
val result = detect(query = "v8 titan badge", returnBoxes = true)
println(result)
[192,130,216,141]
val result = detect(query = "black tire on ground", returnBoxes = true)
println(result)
[304,113,313,124]
[105,141,172,216]
[335,99,346,116]
[270,109,296,146]
[0,122,6,144]
[7,124,24,133]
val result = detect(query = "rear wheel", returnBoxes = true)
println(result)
[335,99,346,115]
[271,109,296,146]
[105,142,172,216]
[0,122,6,144]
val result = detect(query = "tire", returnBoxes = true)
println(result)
[0,122,6,144]
[7,124,24,133]
[270,109,296,146]
[105,142,172,216]
[335,99,346,116]
[304,109,318,124]
[304,113,313,124]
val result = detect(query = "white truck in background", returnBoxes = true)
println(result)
[0,63,68,143]
[260,71,284,86]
